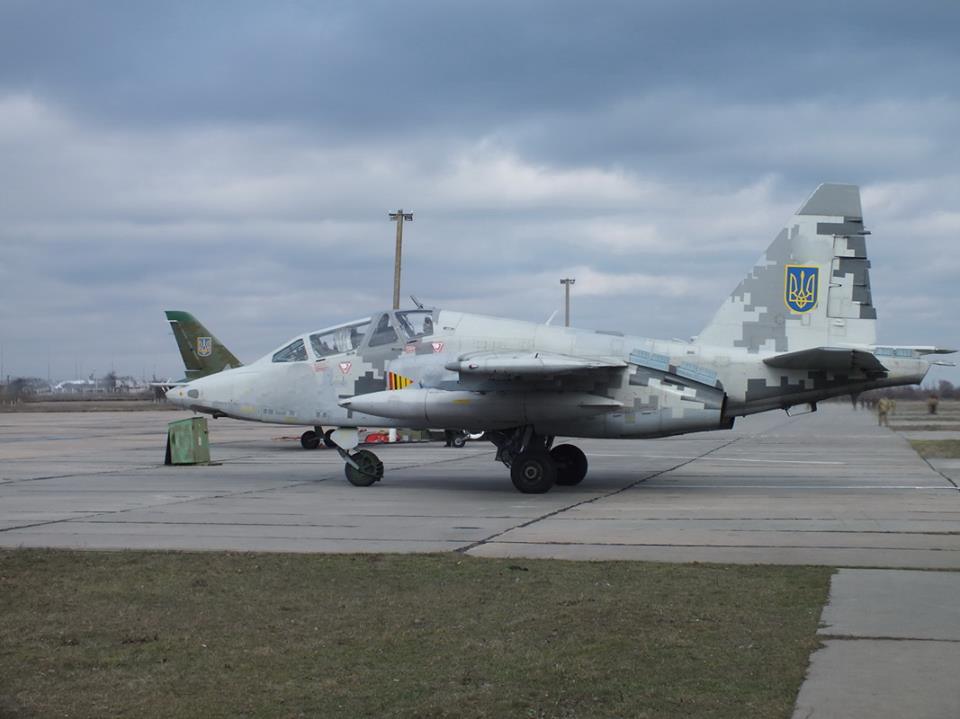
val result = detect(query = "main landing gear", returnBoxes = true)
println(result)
[488,427,588,494]
[300,427,336,450]
[325,424,587,494]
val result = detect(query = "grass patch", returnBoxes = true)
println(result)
[890,424,960,432]
[909,439,960,459]
[0,550,830,719]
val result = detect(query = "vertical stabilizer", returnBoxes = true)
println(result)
[165,311,242,380]
[696,183,876,353]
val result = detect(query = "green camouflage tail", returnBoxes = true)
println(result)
[165,310,243,380]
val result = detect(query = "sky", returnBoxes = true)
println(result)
[1,0,957,384]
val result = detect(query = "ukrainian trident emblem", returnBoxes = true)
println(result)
[196,336,213,357]
[784,265,819,313]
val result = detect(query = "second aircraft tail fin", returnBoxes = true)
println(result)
[165,310,243,380]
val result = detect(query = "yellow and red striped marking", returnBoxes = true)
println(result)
[387,372,414,390]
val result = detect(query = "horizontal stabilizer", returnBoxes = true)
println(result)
[445,352,625,377]
[763,347,887,376]
[911,347,957,355]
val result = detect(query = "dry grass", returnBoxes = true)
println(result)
[909,439,960,459]
[0,550,831,719]
[890,425,960,432]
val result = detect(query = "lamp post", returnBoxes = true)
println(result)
[560,278,576,327]
[388,210,413,310]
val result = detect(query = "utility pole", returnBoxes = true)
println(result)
[388,209,413,309]
[560,278,576,327]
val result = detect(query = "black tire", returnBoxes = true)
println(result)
[345,449,384,487]
[300,430,320,450]
[550,444,588,486]
[510,451,557,494]
[323,429,336,449]
[452,433,467,448]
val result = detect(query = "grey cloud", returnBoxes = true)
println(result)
[0,2,958,385]
[3,1,958,134]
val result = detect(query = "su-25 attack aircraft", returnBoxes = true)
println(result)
[166,184,954,493]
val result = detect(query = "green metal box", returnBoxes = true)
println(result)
[164,416,211,465]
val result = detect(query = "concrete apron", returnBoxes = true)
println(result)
[793,569,960,719]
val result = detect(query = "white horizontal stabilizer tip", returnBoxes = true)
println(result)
[446,351,626,377]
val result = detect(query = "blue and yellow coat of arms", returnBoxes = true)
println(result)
[784,265,819,313]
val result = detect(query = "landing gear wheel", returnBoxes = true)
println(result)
[345,449,384,487]
[323,429,336,449]
[550,444,588,486]
[300,430,320,450]
[452,433,467,448]
[510,451,557,494]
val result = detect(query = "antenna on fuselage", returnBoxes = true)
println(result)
[544,310,558,326]
[410,295,425,309]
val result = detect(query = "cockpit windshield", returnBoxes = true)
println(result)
[309,319,370,358]
[396,310,435,339]
[272,338,307,363]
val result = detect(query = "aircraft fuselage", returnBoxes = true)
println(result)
[167,308,928,439]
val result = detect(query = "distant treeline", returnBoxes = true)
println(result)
[1,374,162,404]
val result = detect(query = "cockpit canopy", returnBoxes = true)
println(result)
[309,319,370,358]
[268,309,437,364]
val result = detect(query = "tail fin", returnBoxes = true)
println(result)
[165,310,243,380]
[696,183,876,353]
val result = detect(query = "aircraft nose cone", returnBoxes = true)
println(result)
[165,384,189,405]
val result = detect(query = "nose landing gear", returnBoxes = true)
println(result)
[300,428,321,450]
[326,428,385,487]
[343,448,384,487]
[300,427,339,450]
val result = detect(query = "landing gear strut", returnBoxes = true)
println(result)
[488,427,589,493]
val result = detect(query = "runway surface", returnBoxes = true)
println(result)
[1,405,958,566]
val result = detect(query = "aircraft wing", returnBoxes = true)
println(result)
[444,351,626,378]
[763,347,888,376]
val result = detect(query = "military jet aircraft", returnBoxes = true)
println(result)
[166,184,954,493]
[164,309,358,450]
